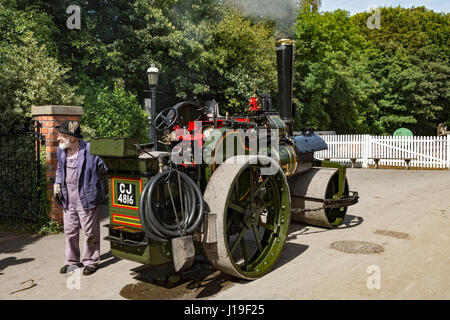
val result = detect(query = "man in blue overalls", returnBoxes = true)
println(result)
[53,120,107,276]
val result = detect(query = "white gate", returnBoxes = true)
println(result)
[315,134,450,169]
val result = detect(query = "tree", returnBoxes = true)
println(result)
[79,79,149,142]
[293,6,449,135]
[299,0,321,13]
[3,1,447,137]
[0,33,82,134]
[49,0,277,115]
[293,8,368,133]
[202,8,277,114]
[351,7,450,135]
[0,1,58,54]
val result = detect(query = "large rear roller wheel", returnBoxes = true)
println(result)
[202,155,291,280]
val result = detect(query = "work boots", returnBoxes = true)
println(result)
[82,265,98,276]
[60,263,84,274]
[60,263,98,276]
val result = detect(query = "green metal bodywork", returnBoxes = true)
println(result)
[91,137,139,158]
[313,159,346,197]
[91,133,349,268]
[202,127,298,185]
[110,241,172,265]
[312,159,348,226]
[91,139,167,265]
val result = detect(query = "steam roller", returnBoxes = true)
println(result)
[90,38,359,281]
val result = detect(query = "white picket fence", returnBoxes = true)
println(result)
[315,134,450,169]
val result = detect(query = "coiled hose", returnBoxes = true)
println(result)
[139,169,204,243]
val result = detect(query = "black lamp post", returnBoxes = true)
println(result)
[147,63,159,150]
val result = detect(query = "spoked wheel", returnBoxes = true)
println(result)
[203,155,291,280]
[153,107,178,131]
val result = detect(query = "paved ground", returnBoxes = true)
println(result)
[1,169,449,300]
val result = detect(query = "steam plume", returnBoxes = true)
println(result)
[227,0,299,37]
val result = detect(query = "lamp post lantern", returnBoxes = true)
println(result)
[147,63,160,150]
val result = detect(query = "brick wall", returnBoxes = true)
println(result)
[31,106,83,225]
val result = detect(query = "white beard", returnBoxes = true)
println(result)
[59,140,71,150]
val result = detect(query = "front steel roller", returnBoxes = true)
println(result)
[288,168,349,228]
[202,155,291,280]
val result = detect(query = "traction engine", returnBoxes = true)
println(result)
[91,39,359,280]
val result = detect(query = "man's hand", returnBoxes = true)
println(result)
[53,183,62,205]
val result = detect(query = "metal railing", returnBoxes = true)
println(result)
[0,121,44,222]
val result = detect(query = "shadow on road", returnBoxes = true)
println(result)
[119,240,312,300]
[119,256,245,300]
[287,214,364,240]
[98,251,121,270]
[117,214,363,300]
[0,256,35,275]
[0,231,42,255]
[272,242,309,272]
[0,204,110,275]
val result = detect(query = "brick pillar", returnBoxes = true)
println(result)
[31,105,83,225]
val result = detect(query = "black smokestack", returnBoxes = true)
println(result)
[276,38,294,136]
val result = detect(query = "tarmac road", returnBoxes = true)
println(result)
[1,168,449,300]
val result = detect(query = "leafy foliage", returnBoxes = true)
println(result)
[79,80,149,142]
[46,0,277,116]
[0,33,82,134]
[0,1,57,53]
[1,2,448,137]
[350,6,450,135]
[204,8,277,114]
[294,6,449,135]
[1,1,449,232]
[293,8,367,133]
